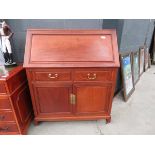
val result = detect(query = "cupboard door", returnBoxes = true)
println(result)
[33,82,73,115]
[73,83,112,115]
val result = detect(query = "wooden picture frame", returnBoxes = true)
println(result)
[132,51,140,85]
[120,52,135,102]
[152,34,155,64]
[148,53,151,68]
[139,46,145,76]
[144,46,149,71]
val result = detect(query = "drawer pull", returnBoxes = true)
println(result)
[0,115,5,120]
[0,126,9,132]
[48,73,58,79]
[87,73,96,80]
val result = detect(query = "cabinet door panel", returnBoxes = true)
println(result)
[33,82,73,115]
[73,83,112,115]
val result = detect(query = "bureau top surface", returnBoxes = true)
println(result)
[24,29,120,68]
[0,65,23,81]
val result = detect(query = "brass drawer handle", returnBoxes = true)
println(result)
[48,73,58,79]
[0,115,5,120]
[87,73,96,80]
[0,126,9,132]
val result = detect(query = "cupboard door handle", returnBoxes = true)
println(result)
[70,94,76,105]
[87,73,96,80]
[0,115,5,120]
[0,126,9,132]
[48,73,58,79]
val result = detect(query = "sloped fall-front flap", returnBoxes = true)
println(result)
[24,30,120,67]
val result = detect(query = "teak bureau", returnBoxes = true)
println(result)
[0,66,33,134]
[24,29,120,124]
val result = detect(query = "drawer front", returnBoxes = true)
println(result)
[0,111,15,122]
[74,70,113,81]
[0,123,18,134]
[0,83,7,94]
[0,97,12,110]
[34,71,71,81]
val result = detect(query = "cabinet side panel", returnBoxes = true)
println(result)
[26,70,38,116]
[11,82,33,134]
[107,68,118,114]
[7,70,27,94]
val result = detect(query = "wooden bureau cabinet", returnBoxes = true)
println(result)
[24,30,120,124]
[0,66,33,134]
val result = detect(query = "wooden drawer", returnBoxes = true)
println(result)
[0,83,7,94]
[0,97,11,110]
[0,123,18,134]
[34,70,71,81]
[73,70,113,81]
[0,111,15,122]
